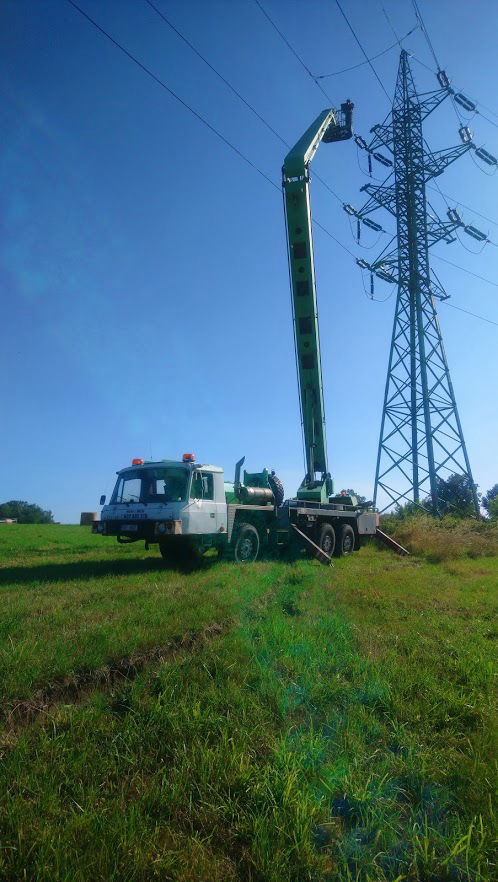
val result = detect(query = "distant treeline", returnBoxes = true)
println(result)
[0,501,54,524]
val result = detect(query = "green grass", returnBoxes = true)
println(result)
[0,525,496,880]
[0,526,276,708]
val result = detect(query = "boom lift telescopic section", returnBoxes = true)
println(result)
[283,101,353,503]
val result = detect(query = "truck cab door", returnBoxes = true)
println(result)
[212,472,228,534]
[188,470,217,535]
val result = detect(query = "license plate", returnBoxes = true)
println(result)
[120,524,138,532]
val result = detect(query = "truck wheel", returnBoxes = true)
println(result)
[233,523,260,563]
[159,539,180,561]
[159,538,197,563]
[268,473,285,507]
[318,523,336,556]
[335,524,355,556]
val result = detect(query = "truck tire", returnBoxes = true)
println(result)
[334,523,355,557]
[233,523,260,563]
[318,523,336,557]
[159,538,197,563]
[268,473,285,507]
[159,539,180,562]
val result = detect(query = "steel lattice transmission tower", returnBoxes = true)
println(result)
[353,50,480,515]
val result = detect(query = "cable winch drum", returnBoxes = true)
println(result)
[239,486,274,505]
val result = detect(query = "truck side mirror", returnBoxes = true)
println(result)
[100,495,106,506]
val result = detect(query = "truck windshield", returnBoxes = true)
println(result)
[111,467,189,504]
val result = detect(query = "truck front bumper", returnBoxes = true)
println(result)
[92,520,182,540]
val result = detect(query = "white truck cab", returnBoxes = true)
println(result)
[96,455,228,547]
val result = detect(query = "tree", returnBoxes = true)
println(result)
[0,501,54,524]
[428,474,479,518]
[487,498,498,520]
[482,484,498,519]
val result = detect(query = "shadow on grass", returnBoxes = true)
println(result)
[0,555,219,587]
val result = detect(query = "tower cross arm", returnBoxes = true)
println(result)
[428,272,450,301]
[424,142,473,181]
[359,183,397,216]
[370,251,398,284]
[368,122,394,153]
[417,87,452,121]
[371,247,398,271]
[427,217,462,246]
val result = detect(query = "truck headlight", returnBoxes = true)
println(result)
[154,521,182,536]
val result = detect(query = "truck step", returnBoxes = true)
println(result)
[375,528,410,556]
[291,524,332,566]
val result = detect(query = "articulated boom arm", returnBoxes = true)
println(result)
[283,101,353,502]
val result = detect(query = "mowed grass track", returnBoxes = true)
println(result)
[0,526,496,881]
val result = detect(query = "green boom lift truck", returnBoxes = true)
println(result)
[94,102,379,563]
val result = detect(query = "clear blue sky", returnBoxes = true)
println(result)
[1,0,497,522]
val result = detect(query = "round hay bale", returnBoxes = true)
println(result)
[80,512,98,526]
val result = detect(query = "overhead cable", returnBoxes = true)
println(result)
[65,0,278,191]
[252,0,335,104]
[145,0,344,210]
[64,0,353,256]
[143,0,288,148]
[315,24,418,79]
[426,186,498,228]
[334,0,391,103]
[380,3,401,45]
[314,219,356,257]
[411,0,441,70]
[478,100,498,122]
[442,302,498,326]
[431,253,498,287]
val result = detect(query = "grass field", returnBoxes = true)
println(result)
[0,524,496,881]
